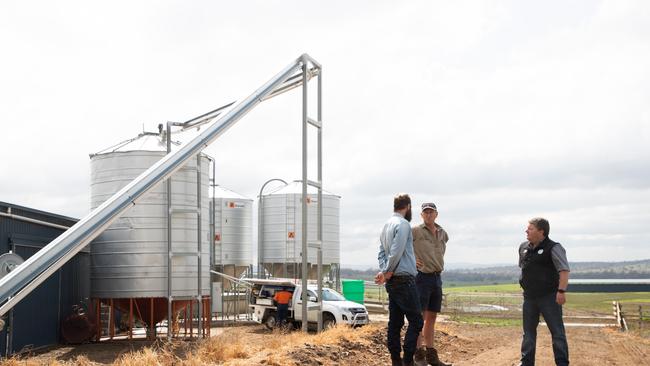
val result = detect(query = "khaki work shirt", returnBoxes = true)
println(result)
[412,223,449,273]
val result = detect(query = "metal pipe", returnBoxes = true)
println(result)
[0,212,71,230]
[301,56,309,333]
[150,298,154,339]
[257,178,287,279]
[129,298,133,340]
[261,68,319,101]
[196,154,203,336]
[317,248,322,332]
[208,155,215,329]
[0,54,307,317]
[166,121,173,341]
[176,101,236,132]
[208,156,215,271]
[316,66,323,332]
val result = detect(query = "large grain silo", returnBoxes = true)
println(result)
[211,186,253,278]
[89,131,210,334]
[259,180,340,280]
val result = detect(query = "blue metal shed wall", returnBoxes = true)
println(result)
[0,202,88,356]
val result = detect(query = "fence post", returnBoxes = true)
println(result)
[640,305,644,331]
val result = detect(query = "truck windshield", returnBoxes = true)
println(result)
[320,288,346,301]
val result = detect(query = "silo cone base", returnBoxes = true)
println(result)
[91,297,211,341]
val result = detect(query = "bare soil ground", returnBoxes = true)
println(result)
[3,321,649,365]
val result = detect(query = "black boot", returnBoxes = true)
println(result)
[391,354,403,366]
[426,347,452,366]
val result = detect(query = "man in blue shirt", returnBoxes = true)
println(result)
[376,193,423,366]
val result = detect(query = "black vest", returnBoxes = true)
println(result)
[519,237,559,298]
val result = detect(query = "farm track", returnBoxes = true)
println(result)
[6,320,650,365]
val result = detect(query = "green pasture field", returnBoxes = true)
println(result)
[441,283,650,314]
[364,282,650,316]
[444,283,520,293]
[449,314,522,327]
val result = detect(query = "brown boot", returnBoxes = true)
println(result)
[413,348,428,366]
[426,347,452,366]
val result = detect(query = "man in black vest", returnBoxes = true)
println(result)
[518,217,570,366]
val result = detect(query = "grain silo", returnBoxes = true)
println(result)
[259,180,340,280]
[89,131,210,336]
[211,185,253,278]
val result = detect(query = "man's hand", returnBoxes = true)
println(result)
[374,272,385,285]
[384,271,393,281]
[416,258,423,270]
[556,292,566,305]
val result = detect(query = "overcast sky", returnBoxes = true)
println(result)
[1,1,649,269]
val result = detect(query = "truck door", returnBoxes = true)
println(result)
[295,289,319,323]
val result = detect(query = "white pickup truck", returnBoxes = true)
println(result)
[248,279,369,329]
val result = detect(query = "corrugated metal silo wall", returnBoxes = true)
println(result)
[0,204,89,356]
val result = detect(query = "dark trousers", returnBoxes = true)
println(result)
[521,292,569,366]
[386,275,424,363]
[276,303,289,325]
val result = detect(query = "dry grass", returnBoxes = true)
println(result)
[312,323,380,345]
[0,323,384,366]
[113,347,174,366]
[188,334,249,364]
[0,355,96,366]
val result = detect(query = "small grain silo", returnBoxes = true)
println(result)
[211,185,253,278]
[89,132,210,335]
[259,180,340,280]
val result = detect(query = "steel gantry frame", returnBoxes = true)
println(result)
[0,55,324,336]
[300,57,324,333]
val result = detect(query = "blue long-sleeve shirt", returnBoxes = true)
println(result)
[378,212,417,277]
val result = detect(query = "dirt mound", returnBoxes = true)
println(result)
[285,324,471,366]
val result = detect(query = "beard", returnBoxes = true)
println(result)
[404,208,412,222]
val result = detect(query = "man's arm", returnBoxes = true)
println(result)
[385,221,409,274]
[551,244,571,305]
[557,270,569,305]
[378,241,388,272]
[413,226,423,269]
[376,242,389,284]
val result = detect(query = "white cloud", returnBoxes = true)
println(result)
[1,1,649,269]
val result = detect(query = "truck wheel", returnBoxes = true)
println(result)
[264,312,277,330]
[323,314,336,329]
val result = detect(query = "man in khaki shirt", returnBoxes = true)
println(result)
[413,203,451,366]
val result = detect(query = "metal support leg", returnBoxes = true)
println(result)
[299,55,323,332]
[196,154,203,337]
[129,298,133,340]
[166,122,173,342]
[149,298,154,340]
[300,55,309,333]
[109,299,115,339]
[184,305,188,337]
[95,299,101,342]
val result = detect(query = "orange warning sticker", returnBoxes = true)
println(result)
[215,233,221,242]
[288,231,295,239]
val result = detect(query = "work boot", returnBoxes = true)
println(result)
[391,354,403,366]
[413,347,428,366]
[426,347,452,366]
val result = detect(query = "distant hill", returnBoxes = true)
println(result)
[341,259,650,284]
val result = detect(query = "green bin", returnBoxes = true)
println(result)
[342,279,365,304]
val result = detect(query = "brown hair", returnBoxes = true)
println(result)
[529,217,550,237]
[393,193,411,211]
